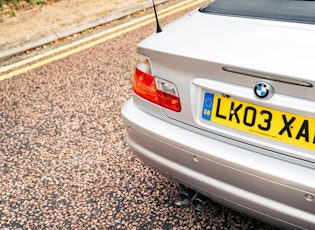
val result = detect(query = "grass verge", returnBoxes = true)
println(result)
[1,0,61,17]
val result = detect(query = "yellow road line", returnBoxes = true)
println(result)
[0,0,208,82]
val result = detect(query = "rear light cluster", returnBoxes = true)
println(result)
[133,55,181,112]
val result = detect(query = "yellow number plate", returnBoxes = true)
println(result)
[202,92,315,151]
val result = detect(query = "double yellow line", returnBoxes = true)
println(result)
[0,0,208,82]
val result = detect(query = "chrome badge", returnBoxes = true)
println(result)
[254,81,274,99]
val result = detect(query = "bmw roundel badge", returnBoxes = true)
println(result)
[254,81,274,99]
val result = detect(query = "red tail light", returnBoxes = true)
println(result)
[133,68,160,104]
[133,56,181,112]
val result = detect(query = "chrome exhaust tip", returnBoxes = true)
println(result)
[192,193,210,211]
[178,186,196,205]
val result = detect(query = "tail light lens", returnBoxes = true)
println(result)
[133,56,181,112]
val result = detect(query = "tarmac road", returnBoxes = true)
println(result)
[0,0,279,229]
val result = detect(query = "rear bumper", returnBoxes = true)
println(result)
[121,98,315,230]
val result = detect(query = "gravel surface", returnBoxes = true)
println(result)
[0,4,280,230]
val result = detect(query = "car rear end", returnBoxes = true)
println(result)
[121,0,315,229]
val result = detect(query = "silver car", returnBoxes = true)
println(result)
[121,0,315,229]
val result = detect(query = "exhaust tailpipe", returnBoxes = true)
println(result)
[179,186,196,205]
[192,193,210,211]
